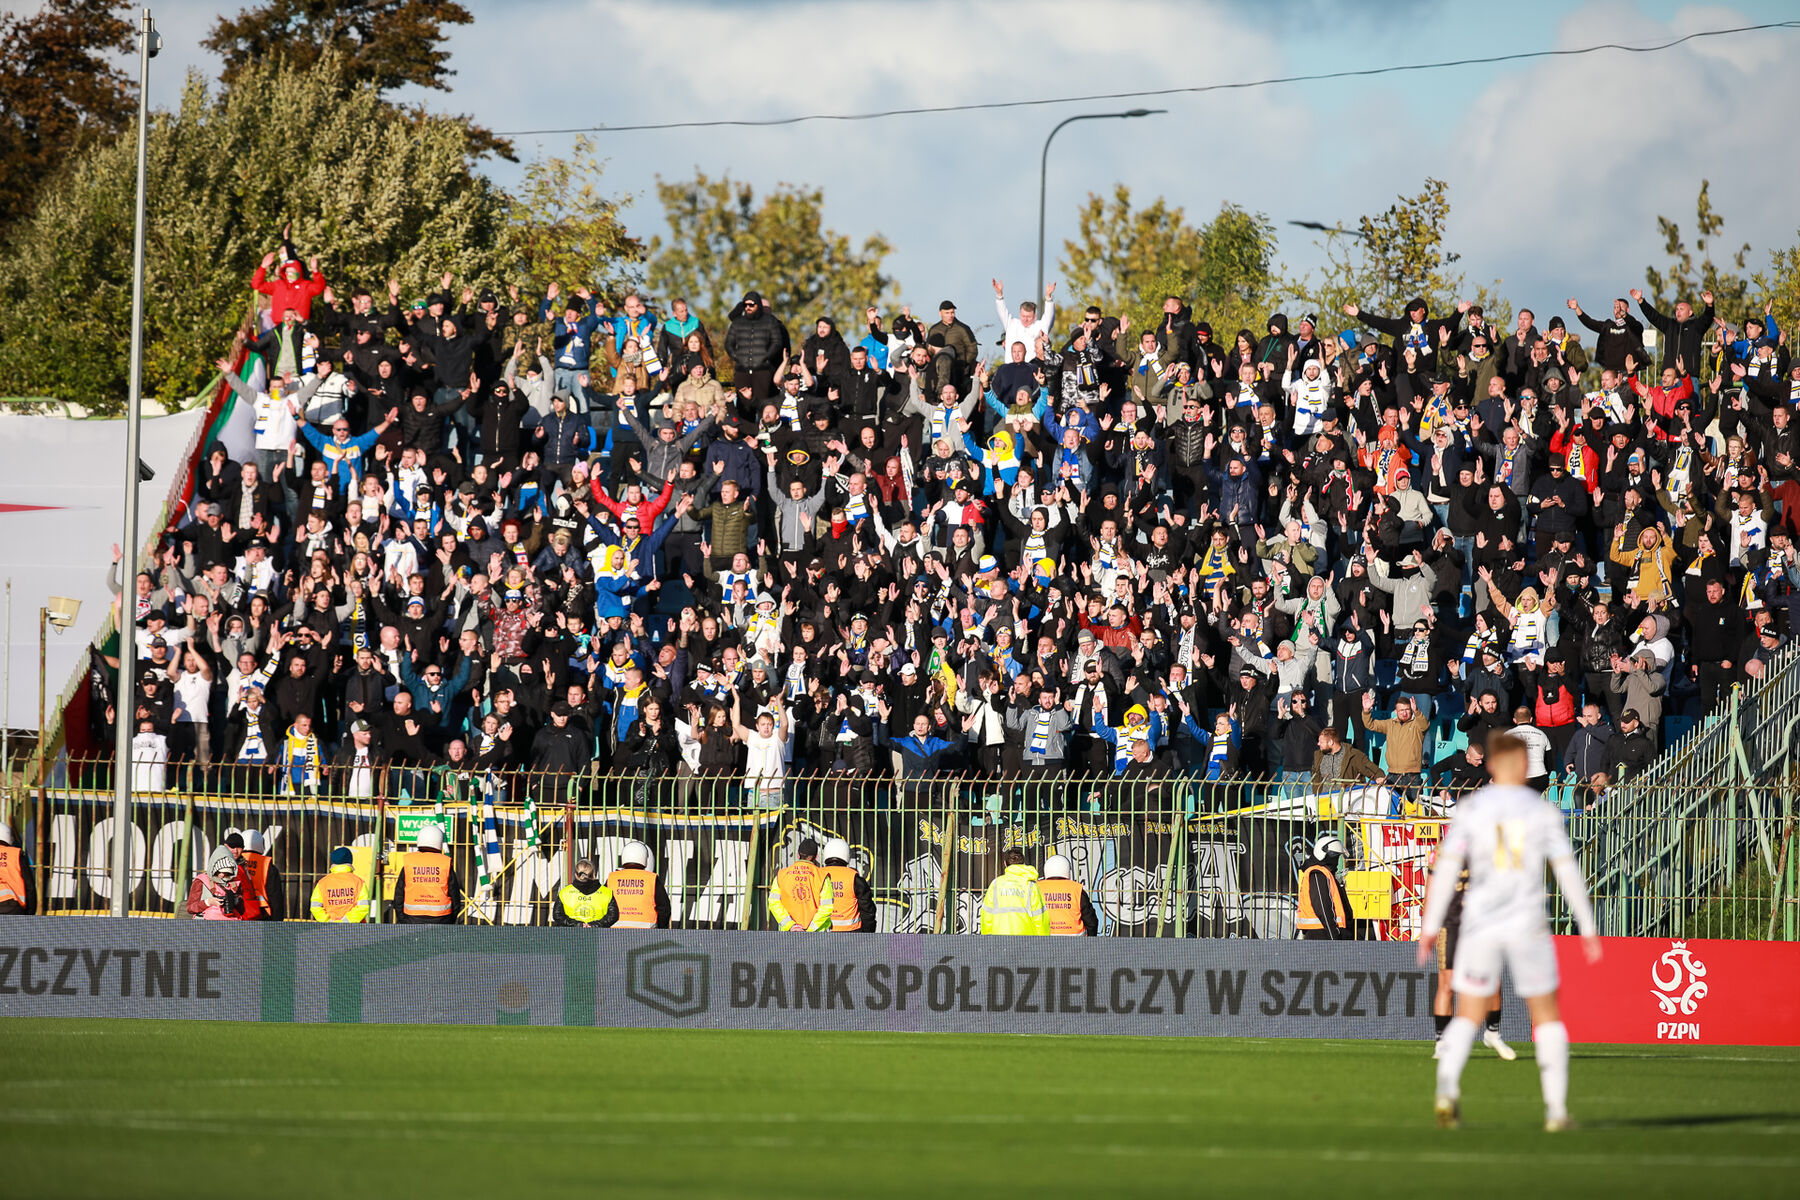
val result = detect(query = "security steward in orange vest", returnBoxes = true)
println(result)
[819,838,874,932]
[241,829,286,920]
[1296,833,1354,941]
[1039,854,1098,936]
[605,840,672,929]
[309,847,372,923]
[222,831,260,919]
[768,838,835,932]
[0,821,36,915]
[553,858,619,927]
[389,824,461,924]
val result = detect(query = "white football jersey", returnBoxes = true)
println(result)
[1425,784,1580,935]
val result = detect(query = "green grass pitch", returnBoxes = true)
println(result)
[1,1021,1794,1198]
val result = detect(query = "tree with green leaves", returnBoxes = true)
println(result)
[646,172,895,342]
[1645,180,1752,317]
[0,0,135,243]
[500,135,644,308]
[202,0,506,157]
[1286,177,1509,332]
[205,0,471,93]
[1059,187,1277,337]
[0,52,506,412]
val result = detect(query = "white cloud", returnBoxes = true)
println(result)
[1438,2,1799,313]
[33,0,1799,332]
[449,0,1314,330]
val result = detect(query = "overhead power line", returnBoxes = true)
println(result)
[493,19,1800,137]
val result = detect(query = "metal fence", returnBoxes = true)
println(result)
[27,763,1798,940]
[1570,638,1800,941]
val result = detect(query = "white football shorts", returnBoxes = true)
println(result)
[1450,920,1560,998]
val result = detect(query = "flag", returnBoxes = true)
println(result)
[475,772,505,897]
[524,789,541,852]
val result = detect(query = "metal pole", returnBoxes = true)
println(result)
[4,579,11,793]
[1035,109,1164,305]
[36,608,47,912]
[112,7,157,917]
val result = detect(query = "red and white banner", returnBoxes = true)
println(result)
[1555,936,1800,1046]
[1357,818,1444,942]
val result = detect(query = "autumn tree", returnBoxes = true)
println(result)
[1059,188,1278,337]
[1645,179,1752,317]
[500,135,644,309]
[203,0,506,156]
[0,0,135,241]
[646,172,896,342]
[206,0,470,92]
[0,53,506,411]
[1058,188,1278,344]
[1286,177,1509,332]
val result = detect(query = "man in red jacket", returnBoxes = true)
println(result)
[252,249,327,323]
[589,476,675,529]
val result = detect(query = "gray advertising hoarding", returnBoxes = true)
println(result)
[0,918,1528,1039]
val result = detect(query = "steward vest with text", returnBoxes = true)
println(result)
[774,861,824,930]
[1039,877,1085,935]
[313,870,368,922]
[607,868,658,928]
[242,850,273,919]
[403,853,453,918]
[559,883,615,926]
[820,864,861,931]
[0,845,24,908]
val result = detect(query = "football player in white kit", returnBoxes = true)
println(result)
[1416,731,1603,1131]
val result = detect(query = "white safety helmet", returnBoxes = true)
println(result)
[1313,833,1346,860]
[244,830,267,855]
[0,822,13,845]
[621,839,652,868]
[822,837,851,865]
[415,824,447,853]
[1043,854,1072,880]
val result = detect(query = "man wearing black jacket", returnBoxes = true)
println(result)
[1567,297,1646,374]
[1562,705,1613,784]
[1633,287,1714,374]
[1342,296,1463,374]
[1271,692,1323,792]
[1684,577,1748,709]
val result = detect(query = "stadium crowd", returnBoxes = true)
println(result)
[97,239,1800,818]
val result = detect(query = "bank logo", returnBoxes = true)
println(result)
[1651,940,1708,1017]
[625,941,710,1019]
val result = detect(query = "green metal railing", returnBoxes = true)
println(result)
[32,764,1798,939]
[1569,639,1800,940]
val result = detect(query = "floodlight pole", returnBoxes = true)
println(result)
[112,6,159,917]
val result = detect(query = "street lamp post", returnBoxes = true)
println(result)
[113,7,160,917]
[1037,108,1165,305]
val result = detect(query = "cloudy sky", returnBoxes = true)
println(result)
[79,0,1800,338]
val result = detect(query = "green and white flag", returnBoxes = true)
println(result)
[524,790,541,852]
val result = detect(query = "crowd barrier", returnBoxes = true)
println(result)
[22,768,1798,941]
[2,918,1795,1045]
[1576,643,1800,942]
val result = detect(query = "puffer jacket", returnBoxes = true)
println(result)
[1164,416,1209,469]
[724,302,788,372]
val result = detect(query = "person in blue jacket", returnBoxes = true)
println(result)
[885,709,963,780]
[1093,703,1164,776]
[294,406,399,493]
[540,284,611,413]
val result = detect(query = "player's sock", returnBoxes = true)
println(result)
[1534,1021,1570,1120]
[1434,1013,1451,1039]
[1435,1016,1479,1099]
[1484,1003,1502,1033]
